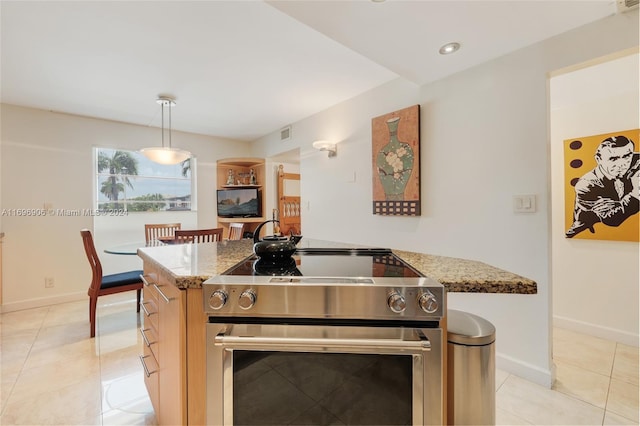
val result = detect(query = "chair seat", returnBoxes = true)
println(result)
[81,229,144,338]
[101,270,144,289]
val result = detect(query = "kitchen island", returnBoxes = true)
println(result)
[137,239,536,425]
[139,238,537,293]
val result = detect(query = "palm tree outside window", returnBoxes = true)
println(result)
[96,148,193,212]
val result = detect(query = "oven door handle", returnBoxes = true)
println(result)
[214,333,431,352]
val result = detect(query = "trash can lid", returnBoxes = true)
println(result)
[447,309,496,346]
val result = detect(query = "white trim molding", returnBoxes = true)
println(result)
[1,291,86,314]
[554,315,639,347]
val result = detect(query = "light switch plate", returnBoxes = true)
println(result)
[513,194,537,213]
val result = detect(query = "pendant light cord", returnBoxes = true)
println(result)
[141,96,189,165]
[159,99,173,149]
[161,101,166,149]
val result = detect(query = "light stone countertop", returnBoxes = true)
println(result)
[138,239,537,294]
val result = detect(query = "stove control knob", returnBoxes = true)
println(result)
[238,289,257,310]
[387,292,406,314]
[418,290,439,314]
[208,290,228,310]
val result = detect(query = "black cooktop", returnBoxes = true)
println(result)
[223,248,423,278]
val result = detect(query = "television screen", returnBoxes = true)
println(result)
[217,188,261,218]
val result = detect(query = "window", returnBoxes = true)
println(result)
[96,148,193,212]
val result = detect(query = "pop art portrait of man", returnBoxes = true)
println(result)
[565,130,639,241]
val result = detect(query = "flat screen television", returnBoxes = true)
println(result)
[217,188,261,218]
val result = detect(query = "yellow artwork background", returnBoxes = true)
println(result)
[564,129,639,242]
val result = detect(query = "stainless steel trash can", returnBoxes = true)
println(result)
[447,309,496,425]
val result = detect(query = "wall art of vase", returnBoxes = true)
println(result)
[371,105,421,216]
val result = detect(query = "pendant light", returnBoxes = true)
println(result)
[140,96,191,165]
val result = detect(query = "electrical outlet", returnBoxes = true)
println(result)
[45,277,55,288]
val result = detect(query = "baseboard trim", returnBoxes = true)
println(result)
[496,352,555,388]
[554,315,639,347]
[1,292,86,313]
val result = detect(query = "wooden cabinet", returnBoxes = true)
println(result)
[0,233,3,305]
[157,282,186,424]
[277,164,301,236]
[140,269,187,425]
[216,158,266,239]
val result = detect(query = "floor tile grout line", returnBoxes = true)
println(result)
[0,297,145,425]
[603,408,638,425]
[498,367,613,424]
[553,358,613,381]
[553,334,639,425]
[0,305,51,418]
[602,343,616,424]
[96,310,104,426]
[602,342,640,423]
[610,342,618,378]
[551,355,617,379]
[551,356,612,407]
[551,358,617,420]
[495,372,510,393]
[609,342,640,386]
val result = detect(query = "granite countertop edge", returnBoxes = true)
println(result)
[138,240,537,294]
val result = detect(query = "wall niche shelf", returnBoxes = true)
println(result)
[221,184,262,189]
[216,158,266,239]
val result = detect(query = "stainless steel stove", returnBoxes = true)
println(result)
[203,247,446,425]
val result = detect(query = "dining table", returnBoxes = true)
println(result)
[104,237,174,255]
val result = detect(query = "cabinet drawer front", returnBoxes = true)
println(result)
[141,297,159,332]
[140,325,159,363]
[141,274,159,303]
[141,344,159,414]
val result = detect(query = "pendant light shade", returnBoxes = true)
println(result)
[140,97,191,165]
[139,146,191,165]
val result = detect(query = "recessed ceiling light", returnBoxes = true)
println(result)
[439,42,461,55]
[371,0,386,3]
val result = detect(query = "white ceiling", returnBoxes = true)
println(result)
[1,0,618,142]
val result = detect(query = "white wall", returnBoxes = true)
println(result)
[251,11,639,386]
[550,52,640,346]
[0,104,252,311]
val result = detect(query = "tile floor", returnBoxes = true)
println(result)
[0,293,638,425]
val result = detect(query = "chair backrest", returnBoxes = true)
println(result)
[228,223,245,240]
[80,229,102,297]
[145,223,181,243]
[174,228,223,244]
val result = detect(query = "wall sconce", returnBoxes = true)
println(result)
[312,140,337,158]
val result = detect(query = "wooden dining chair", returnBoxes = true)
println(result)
[174,228,224,243]
[228,223,245,240]
[80,229,143,338]
[144,223,181,244]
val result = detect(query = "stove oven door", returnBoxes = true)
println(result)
[206,322,443,426]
